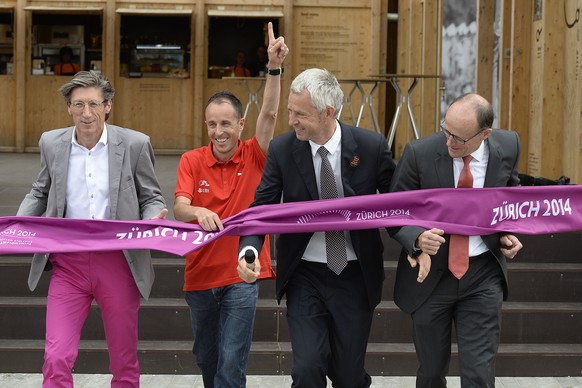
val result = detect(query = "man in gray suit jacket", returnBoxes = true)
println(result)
[17,71,167,388]
[390,93,523,387]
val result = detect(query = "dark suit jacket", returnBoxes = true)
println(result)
[389,130,520,314]
[239,122,396,308]
[17,124,166,300]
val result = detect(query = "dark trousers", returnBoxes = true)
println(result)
[285,261,373,388]
[411,252,504,388]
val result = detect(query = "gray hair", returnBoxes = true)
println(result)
[59,71,115,120]
[290,68,344,118]
[59,70,115,105]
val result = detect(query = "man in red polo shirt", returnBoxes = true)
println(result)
[173,22,287,387]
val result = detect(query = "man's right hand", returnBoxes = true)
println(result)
[194,208,224,231]
[237,257,261,283]
[416,228,445,256]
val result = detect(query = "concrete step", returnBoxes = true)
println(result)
[511,233,582,264]
[2,256,582,303]
[1,297,581,345]
[1,339,581,377]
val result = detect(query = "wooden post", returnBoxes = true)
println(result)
[193,0,205,149]
[528,0,564,179]
[475,0,495,102]
[393,0,442,159]
[563,0,581,183]
[497,0,512,131]
[15,0,26,152]
[507,0,532,173]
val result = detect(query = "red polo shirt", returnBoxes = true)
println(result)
[175,136,274,291]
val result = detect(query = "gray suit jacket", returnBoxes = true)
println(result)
[17,124,166,300]
[389,130,521,314]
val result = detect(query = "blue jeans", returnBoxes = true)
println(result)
[185,281,259,388]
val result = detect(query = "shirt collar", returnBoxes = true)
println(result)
[309,120,342,157]
[467,138,487,162]
[205,139,243,167]
[71,125,108,149]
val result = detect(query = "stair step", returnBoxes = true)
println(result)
[512,233,582,263]
[0,339,580,376]
[2,257,581,303]
[1,297,581,345]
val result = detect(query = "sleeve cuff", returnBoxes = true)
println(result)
[238,246,259,261]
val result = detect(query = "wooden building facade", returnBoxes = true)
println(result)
[0,0,580,183]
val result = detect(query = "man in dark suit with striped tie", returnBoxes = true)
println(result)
[237,68,396,387]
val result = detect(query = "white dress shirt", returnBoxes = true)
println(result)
[302,121,357,264]
[65,126,111,220]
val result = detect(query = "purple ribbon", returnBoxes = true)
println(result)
[1,185,580,256]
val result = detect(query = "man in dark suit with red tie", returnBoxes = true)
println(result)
[389,93,524,387]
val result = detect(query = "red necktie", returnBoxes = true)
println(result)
[449,155,473,279]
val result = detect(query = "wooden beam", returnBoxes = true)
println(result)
[508,0,532,174]
[562,0,581,183]
[193,0,205,149]
[475,0,495,102]
[15,0,25,151]
[497,0,512,130]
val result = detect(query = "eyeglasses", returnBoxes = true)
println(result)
[69,100,107,112]
[440,123,487,144]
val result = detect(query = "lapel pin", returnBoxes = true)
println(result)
[350,155,360,167]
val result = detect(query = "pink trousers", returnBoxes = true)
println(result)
[43,251,141,388]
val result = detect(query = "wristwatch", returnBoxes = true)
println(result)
[410,248,422,259]
[267,67,283,76]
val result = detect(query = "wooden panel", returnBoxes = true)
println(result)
[497,0,512,130]
[393,0,442,159]
[207,10,283,17]
[292,6,372,77]
[374,0,388,136]
[0,77,16,149]
[407,0,424,140]
[508,0,532,174]
[112,77,194,152]
[24,76,72,149]
[291,3,377,132]
[292,0,371,6]
[393,0,412,158]
[527,1,544,176]
[532,1,564,179]
[475,0,494,101]
[1,0,578,166]
[116,8,192,15]
[23,6,103,13]
[562,0,581,184]
[192,1,205,149]
[15,0,27,151]
[419,0,442,139]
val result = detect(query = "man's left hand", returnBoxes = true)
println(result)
[500,233,522,259]
[407,252,432,283]
[152,209,168,219]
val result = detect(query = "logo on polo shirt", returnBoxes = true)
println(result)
[198,180,210,193]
